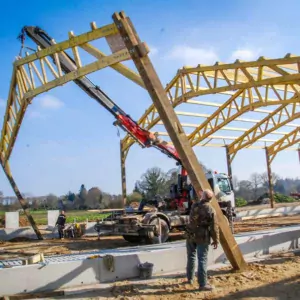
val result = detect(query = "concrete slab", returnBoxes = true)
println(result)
[48,210,59,229]
[0,228,55,241]
[236,204,300,220]
[5,212,19,229]
[1,225,300,296]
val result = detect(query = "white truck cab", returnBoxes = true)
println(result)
[205,170,235,207]
[186,169,235,208]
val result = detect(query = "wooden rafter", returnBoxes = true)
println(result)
[121,54,300,156]
[227,101,300,161]
[0,22,145,165]
[267,127,300,163]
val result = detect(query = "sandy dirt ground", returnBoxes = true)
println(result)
[1,214,300,259]
[44,251,300,300]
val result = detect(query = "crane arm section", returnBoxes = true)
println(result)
[20,26,181,164]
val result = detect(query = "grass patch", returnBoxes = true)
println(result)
[0,210,111,226]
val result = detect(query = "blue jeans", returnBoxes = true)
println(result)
[186,239,209,287]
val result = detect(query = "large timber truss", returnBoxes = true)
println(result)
[121,56,300,168]
[119,55,300,209]
[0,11,248,269]
[0,11,298,267]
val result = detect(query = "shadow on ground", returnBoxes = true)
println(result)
[47,256,300,300]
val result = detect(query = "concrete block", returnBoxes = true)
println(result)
[0,259,101,295]
[5,212,19,229]
[47,210,59,229]
[99,254,141,282]
[236,205,300,220]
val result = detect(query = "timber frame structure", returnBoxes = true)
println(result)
[120,56,300,208]
[0,11,248,269]
[0,10,299,268]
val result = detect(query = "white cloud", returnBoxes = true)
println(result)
[230,48,262,61]
[166,45,219,66]
[39,95,64,109]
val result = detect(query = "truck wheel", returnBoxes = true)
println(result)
[122,235,141,243]
[146,218,169,244]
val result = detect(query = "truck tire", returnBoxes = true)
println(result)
[146,218,169,244]
[122,235,141,243]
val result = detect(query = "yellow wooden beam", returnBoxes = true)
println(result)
[80,42,145,88]
[186,99,292,117]
[227,102,300,161]
[121,55,300,153]
[188,87,300,147]
[14,23,118,67]
[23,48,130,99]
[180,55,300,74]
[267,127,300,163]
[1,49,131,163]
[150,120,292,135]
[0,69,16,154]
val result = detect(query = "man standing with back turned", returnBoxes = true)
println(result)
[185,189,220,291]
[55,210,66,239]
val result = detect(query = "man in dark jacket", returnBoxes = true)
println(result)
[55,210,66,239]
[185,189,219,291]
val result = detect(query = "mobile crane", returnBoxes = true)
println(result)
[19,26,235,244]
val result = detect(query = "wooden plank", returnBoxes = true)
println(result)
[69,32,82,68]
[80,43,144,88]
[14,23,118,66]
[1,290,64,300]
[265,147,275,208]
[112,11,247,271]
[23,48,131,100]
[0,157,43,240]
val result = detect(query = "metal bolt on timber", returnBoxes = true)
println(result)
[112,11,247,271]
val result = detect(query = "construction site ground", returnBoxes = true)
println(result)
[45,251,300,300]
[1,213,300,260]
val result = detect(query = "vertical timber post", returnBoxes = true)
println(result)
[113,11,247,271]
[0,157,43,240]
[265,147,275,208]
[225,145,234,190]
[120,141,127,207]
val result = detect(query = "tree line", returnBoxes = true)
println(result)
[0,186,123,211]
[0,167,299,211]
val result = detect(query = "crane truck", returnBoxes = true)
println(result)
[19,26,236,244]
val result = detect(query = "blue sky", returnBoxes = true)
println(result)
[0,0,299,197]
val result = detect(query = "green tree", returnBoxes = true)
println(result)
[127,191,142,205]
[250,172,262,200]
[260,172,280,189]
[45,194,58,209]
[136,167,168,199]
[86,187,102,209]
[235,197,247,207]
[133,182,142,194]
[274,193,295,203]
[79,184,88,209]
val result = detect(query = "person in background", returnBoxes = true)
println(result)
[185,189,219,291]
[55,210,66,239]
[94,219,101,240]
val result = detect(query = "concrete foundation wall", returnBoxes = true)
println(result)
[1,225,300,296]
[236,205,300,220]
[47,210,59,229]
[5,212,19,229]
